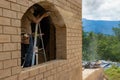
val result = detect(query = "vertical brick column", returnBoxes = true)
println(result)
[0,0,82,80]
[0,0,25,79]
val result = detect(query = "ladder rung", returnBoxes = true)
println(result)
[38,48,43,51]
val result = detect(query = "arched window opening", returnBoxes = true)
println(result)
[21,4,56,67]
[31,16,56,64]
[21,1,66,68]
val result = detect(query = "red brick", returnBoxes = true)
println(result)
[3,26,17,34]
[0,17,10,25]
[0,52,11,60]
[0,68,11,79]
[0,35,10,43]
[0,0,10,9]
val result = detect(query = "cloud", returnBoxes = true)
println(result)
[82,0,120,21]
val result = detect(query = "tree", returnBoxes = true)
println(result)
[112,25,120,41]
[82,24,120,62]
[82,31,99,61]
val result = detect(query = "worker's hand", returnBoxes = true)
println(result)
[21,33,29,44]
[43,12,50,17]
[24,33,29,38]
[35,12,50,23]
[23,34,29,40]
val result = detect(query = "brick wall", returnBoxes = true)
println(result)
[0,0,82,80]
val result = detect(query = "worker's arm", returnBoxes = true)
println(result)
[35,12,49,23]
[27,7,49,23]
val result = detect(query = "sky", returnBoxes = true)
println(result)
[82,0,120,21]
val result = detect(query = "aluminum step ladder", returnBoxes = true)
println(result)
[22,23,47,67]
[32,23,47,66]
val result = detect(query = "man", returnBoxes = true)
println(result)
[21,3,49,67]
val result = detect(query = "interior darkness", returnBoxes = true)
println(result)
[31,13,56,63]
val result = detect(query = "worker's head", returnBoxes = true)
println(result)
[32,4,49,17]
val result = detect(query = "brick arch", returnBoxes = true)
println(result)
[21,0,67,66]
[36,1,67,59]
[37,1,66,28]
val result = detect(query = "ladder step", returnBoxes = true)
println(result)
[38,48,43,51]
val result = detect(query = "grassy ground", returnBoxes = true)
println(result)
[105,66,120,80]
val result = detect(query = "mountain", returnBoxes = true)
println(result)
[82,18,120,35]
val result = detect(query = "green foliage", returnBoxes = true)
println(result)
[82,24,120,62]
[112,26,120,41]
[105,66,120,80]
[82,31,100,61]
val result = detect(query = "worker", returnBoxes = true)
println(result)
[21,3,49,67]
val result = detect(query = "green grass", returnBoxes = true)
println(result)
[105,66,120,80]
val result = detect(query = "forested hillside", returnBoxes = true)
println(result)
[82,25,120,62]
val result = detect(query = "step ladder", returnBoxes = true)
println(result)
[38,23,47,62]
[31,23,47,66]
